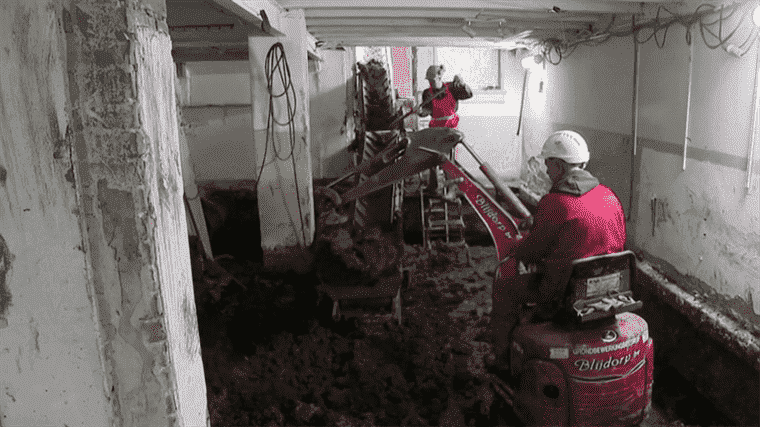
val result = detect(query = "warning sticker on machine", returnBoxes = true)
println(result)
[550,347,570,359]
[586,272,622,297]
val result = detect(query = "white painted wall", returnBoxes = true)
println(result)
[310,49,356,179]
[522,37,635,213]
[634,21,760,314]
[184,61,251,106]
[179,61,258,183]
[182,105,259,181]
[0,1,110,425]
[414,48,526,183]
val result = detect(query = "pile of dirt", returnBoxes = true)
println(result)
[312,222,403,288]
[194,243,514,426]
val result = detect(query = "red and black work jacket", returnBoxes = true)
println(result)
[510,169,627,301]
[418,78,472,128]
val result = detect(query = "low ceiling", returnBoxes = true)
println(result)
[273,0,688,49]
[167,0,714,62]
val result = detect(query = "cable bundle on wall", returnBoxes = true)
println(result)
[536,2,758,65]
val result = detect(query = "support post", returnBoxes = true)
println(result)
[249,9,315,272]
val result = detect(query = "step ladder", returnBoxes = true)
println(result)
[421,168,467,249]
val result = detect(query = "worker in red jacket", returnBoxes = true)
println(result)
[490,130,627,369]
[418,64,472,194]
[418,64,473,128]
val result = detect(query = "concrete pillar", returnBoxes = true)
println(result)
[249,9,315,272]
[0,1,112,424]
[65,0,208,426]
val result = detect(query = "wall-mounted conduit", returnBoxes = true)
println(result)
[629,29,641,221]
[746,39,760,193]
[683,39,695,171]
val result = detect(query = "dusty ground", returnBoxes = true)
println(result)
[193,241,726,427]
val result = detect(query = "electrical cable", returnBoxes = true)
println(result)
[256,42,308,247]
[536,2,746,65]
[698,3,748,49]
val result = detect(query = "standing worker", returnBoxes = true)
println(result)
[489,130,627,373]
[418,64,473,128]
[418,64,472,193]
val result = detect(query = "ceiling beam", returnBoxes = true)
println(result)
[317,36,528,48]
[277,1,663,14]
[300,8,606,19]
[307,20,585,36]
[171,41,250,49]
[206,0,286,36]
[305,16,599,27]
[172,46,249,62]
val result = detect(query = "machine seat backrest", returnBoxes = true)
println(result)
[563,250,641,323]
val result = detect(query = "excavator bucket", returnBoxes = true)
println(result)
[336,127,465,205]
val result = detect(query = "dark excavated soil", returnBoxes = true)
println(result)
[189,238,733,427]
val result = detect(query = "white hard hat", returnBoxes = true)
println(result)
[539,130,590,164]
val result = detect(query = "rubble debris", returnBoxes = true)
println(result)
[194,243,516,426]
[313,223,403,287]
[192,234,716,427]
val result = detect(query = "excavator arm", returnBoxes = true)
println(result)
[315,127,530,259]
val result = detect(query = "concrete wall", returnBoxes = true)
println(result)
[0,1,112,425]
[182,105,258,181]
[633,20,760,318]
[179,61,257,183]
[184,61,251,107]
[182,49,357,182]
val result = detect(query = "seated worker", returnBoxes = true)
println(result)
[418,65,472,195]
[489,130,627,369]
